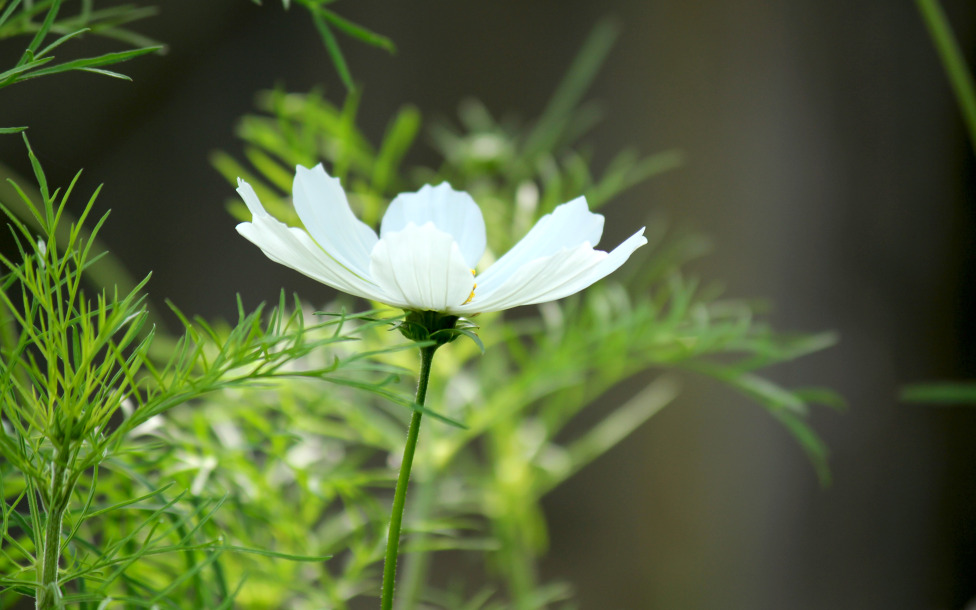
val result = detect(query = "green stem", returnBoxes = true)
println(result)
[380,345,437,610]
[500,521,536,610]
[915,0,976,152]
[394,476,437,610]
[36,455,68,610]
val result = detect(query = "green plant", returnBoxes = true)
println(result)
[0,8,842,608]
[0,137,416,608]
[0,0,161,133]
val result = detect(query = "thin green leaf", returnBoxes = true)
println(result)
[308,9,353,91]
[319,7,395,53]
[21,45,161,80]
[550,375,680,495]
[915,0,976,152]
[0,57,54,85]
[772,409,832,486]
[36,27,91,59]
[689,362,809,415]
[0,0,23,31]
[901,382,976,404]
[372,105,420,194]
[77,67,131,80]
[522,17,618,160]
[214,545,331,562]
[21,0,61,61]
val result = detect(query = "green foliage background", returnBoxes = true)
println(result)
[0,2,842,608]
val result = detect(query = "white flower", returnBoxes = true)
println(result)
[236,164,646,314]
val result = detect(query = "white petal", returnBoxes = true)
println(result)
[236,179,391,302]
[380,183,486,268]
[474,197,604,296]
[457,228,647,313]
[293,164,378,277]
[369,222,476,312]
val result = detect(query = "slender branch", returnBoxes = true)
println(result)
[915,0,976,152]
[380,345,437,610]
[36,450,69,610]
[497,519,536,610]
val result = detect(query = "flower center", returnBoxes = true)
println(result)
[463,269,476,305]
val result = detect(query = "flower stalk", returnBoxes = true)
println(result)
[393,476,437,610]
[381,343,438,610]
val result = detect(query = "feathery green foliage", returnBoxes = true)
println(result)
[0,7,842,607]
[207,20,842,606]
[0,138,420,607]
[0,0,161,131]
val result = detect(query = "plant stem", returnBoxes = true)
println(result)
[499,521,536,610]
[915,0,976,152]
[380,345,437,610]
[37,454,68,610]
[394,476,436,610]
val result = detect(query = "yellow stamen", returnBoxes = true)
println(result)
[463,269,476,305]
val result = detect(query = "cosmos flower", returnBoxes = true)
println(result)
[236,164,646,314]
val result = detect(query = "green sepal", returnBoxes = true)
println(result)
[394,310,485,353]
[431,321,485,354]
[395,310,459,346]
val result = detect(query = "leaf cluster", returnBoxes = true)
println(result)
[0,0,161,133]
[0,138,419,607]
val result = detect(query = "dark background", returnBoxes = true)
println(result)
[1,1,975,608]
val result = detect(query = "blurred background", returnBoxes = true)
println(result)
[1,1,975,608]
